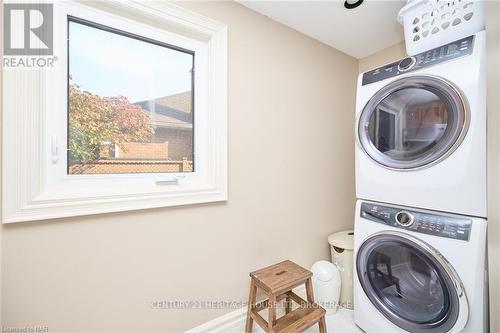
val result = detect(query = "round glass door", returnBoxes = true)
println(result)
[357,233,467,333]
[357,76,468,170]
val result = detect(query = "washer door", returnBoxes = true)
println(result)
[357,76,468,170]
[356,231,468,333]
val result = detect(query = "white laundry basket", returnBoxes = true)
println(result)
[398,0,485,55]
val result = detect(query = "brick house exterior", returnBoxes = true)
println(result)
[98,91,193,161]
[72,91,193,175]
[135,91,193,160]
[115,142,169,159]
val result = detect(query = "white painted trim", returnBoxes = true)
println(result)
[186,287,307,333]
[2,1,228,223]
[185,289,362,333]
[185,307,248,333]
[0,1,4,325]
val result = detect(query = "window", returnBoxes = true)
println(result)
[68,19,195,175]
[2,1,227,223]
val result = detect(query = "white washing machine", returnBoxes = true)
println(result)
[355,31,486,217]
[353,200,488,333]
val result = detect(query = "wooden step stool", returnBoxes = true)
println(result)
[245,260,326,333]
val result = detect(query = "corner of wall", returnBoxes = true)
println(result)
[486,2,500,332]
[357,42,406,74]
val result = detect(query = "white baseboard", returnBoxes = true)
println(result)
[185,306,248,333]
[186,292,361,333]
[186,287,308,333]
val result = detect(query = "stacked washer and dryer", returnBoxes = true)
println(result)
[353,32,488,333]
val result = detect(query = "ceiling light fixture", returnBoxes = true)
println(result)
[344,0,364,9]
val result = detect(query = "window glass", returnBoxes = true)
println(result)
[68,20,194,175]
[366,241,450,324]
[367,87,450,162]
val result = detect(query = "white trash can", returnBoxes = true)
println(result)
[310,260,341,315]
[328,230,354,309]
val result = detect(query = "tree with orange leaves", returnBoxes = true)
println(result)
[68,83,153,163]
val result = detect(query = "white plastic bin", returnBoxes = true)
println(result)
[398,0,485,55]
[311,261,341,315]
[328,230,354,309]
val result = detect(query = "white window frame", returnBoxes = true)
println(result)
[2,1,227,223]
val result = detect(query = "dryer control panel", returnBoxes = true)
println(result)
[362,35,475,86]
[360,202,472,241]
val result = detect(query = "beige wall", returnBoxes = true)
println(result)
[358,42,406,73]
[358,7,500,330]
[1,2,357,332]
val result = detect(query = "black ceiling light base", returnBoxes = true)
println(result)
[344,0,364,9]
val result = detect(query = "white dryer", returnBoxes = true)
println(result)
[353,200,488,333]
[355,32,486,217]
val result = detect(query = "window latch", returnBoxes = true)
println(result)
[155,175,186,186]
[51,135,58,163]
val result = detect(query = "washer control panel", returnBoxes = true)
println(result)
[395,210,414,226]
[360,202,472,241]
[362,35,475,86]
[397,57,416,72]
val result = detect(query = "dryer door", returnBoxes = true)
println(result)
[357,76,468,170]
[356,231,468,333]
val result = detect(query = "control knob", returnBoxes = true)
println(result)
[398,57,416,72]
[395,211,414,227]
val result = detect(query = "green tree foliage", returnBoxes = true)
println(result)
[68,83,153,162]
